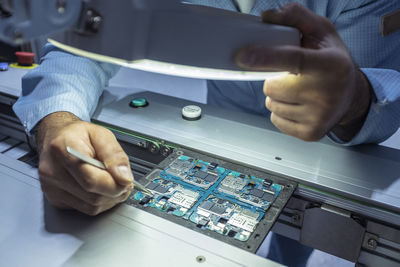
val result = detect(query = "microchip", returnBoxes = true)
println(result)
[198,219,209,227]
[204,174,217,183]
[146,182,158,191]
[162,180,169,185]
[139,195,151,205]
[199,201,213,211]
[154,185,169,194]
[250,189,264,198]
[210,205,226,215]
[217,199,225,205]
[239,174,245,178]
[209,162,218,170]
[262,192,275,202]
[218,218,228,224]
[227,230,237,237]
[194,171,208,179]
[263,179,273,186]
[220,175,247,191]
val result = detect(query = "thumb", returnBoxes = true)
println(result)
[89,126,134,186]
[261,3,336,37]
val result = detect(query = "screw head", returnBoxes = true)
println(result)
[89,16,102,29]
[367,238,377,249]
[292,213,301,223]
[196,256,206,263]
[149,143,159,154]
[160,146,171,157]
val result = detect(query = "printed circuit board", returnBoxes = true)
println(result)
[132,154,285,242]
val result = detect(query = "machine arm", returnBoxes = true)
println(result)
[0,0,82,44]
[0,0,300,80]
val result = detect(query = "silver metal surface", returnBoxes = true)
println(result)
[92,92,400,215]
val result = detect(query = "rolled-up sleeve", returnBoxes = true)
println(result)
[327,0,400,145]
[12,43,119,133]
[329,69,400,145]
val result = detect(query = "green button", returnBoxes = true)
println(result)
[130,98,148,108]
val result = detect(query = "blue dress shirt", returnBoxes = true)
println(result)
[13,0,400,145]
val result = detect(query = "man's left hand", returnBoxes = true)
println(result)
[236,3,371,142]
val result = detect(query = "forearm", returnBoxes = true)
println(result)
[13,43,120,135]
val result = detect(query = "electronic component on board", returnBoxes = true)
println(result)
[217,171,282,210]
[133,153,285,242]
[139,195,151,205]
[169,191,197,209]
[146,182,169,194]
[249,189,264,198]
[209,162,218,170]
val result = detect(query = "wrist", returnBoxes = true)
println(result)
[331,69,372,142]
[35,111,81,154]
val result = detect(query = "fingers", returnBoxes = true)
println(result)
[37,116,135,216]
[263,73,324,106]
[68,161,130,197]
[50,137,131,197]
[261,3,336,37]
[263,74,307,103]
[39,153,133,205]
[89,127,134,186]
[236,45,326,74]
[43,183,131,216]
[236,3,344,73]
[270,113,324,141]
[265,97,305,122]
[264,74,334,141]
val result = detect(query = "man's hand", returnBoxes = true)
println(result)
[236,3,371,142]
[36,112,133,215]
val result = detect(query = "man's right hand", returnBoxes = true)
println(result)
[36,112,134,215]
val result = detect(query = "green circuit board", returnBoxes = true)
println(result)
[133,155,283,242]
